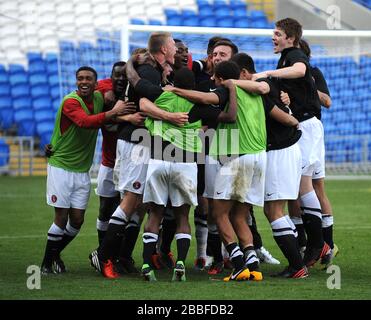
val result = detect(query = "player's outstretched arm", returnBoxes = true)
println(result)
[105,100,136,120]
[163,85,219,105]
[269,105,299,127]
[230,79,270,95]
[254,62,306,80]
[139,98,188,127]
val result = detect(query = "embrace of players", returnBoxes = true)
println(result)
[40,17,338,282]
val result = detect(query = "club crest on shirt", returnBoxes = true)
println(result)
[133,181,141,190]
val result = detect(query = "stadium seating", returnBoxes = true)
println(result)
[0,0,370,169]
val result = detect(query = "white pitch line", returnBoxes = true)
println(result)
[1,225,371,240]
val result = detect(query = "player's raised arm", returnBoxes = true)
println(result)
[163,85,220,105]
[269,105,299,127]
[139,97,188,126]
[254,62,306,80]
[229,79,271,95]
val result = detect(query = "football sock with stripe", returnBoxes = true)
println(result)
[42,223,64,266]
[58,221,80,253]
[225,242,244,271]
[98,206,128,261]
[119,212,141,259]
[322,214,334,249]
[242,245,260,271]
[97,195,120,246]
[143,232,159,266]
[300,191,324,249]
[290,216,307,248]
[271,216,304,270]
[175,233,191,262]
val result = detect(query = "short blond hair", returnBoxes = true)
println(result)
[148,32,172,55]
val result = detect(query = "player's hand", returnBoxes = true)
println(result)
[112,100,136,116]
[128,112,146,126]
[44,144,53,158]
[163,85,175,92]
[280,91,290,106]
[166,112,189,127]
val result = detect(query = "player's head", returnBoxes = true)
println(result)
[75,66,97,98]
[273,18,303,53]
[213,60,240,87]
[148,32,177,65]
[174,67,195,90]
[299,39,311,59]
[212,40,238,67]
[111,61,127,99]
[230,53,256,80]
[207,36,230,56]
[174,39,189,70]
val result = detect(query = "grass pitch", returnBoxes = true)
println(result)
[0,176,370,300]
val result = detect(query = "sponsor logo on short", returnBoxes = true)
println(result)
[266,193,274,197]
[51,195,57,203]
[133,181,141,190]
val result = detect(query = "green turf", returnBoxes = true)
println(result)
[0,176,370,300]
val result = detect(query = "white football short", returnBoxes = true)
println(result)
[298,117,325,178]
[114,139,150,195]
[212,151,266,206]
[264,142,302,201]
[143,159,198,207]
[46,164,91,210]
[95,164,119,198]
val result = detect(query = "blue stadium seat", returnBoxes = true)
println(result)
[29,73,49,86]
[32,97,52,110]
[216,16,234,28]
[148,19,163,26]
[37,120,54,135]
[199,16,217,27]
[48,75,59,87]
[14,108,33,124]
[0,69,9,84]
[9,72,28,86]
[198,4,213,17]
[230,0,247,11]
[52,98,60,111]
[0,96,12,109]
[11,84,31,98]
[130,18,145,25]
[34,109,55,123]
[183,15,200,27]
[31,85,49,99]
[29,60,47,74]
[50,86,60,100]
[13,97,32,110]
[8,64,25,75]
[167,15,183,26]
[0,83,11,96]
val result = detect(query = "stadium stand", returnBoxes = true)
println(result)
[0,0,370,175]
